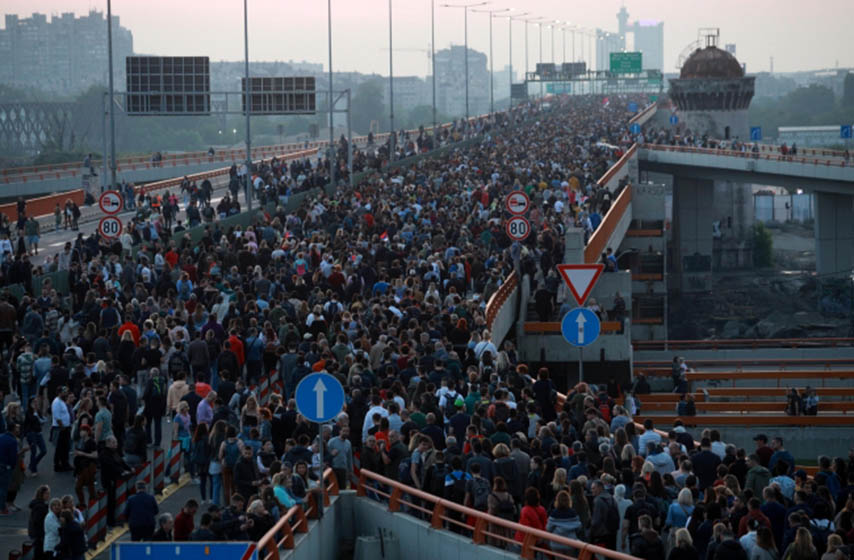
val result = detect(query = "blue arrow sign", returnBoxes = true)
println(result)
[670,114,678,125]
[629,123,641,135]
[628,102,638,113]
[750,126,762,141]
[295,372,345,423]
[842,125,852,139]
[561,308,601,347]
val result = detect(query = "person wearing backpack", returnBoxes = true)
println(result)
[443,456,471,534]
[547,490,584,554]
[218,425,243,507]
[488,476,518,546]
[465,462,492,515]
[142,367,168,448]
[424,451,449,498]
[590,479,620,550]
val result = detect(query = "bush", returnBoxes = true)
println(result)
[753,222,774,267]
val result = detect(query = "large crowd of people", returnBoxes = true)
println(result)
[2,93,850,560]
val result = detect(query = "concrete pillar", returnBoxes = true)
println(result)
[564,227,585,264]
[672,176,714,291]
[815,192,854,277]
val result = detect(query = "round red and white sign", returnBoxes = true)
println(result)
[505,216,531,241]
[98,216,123,239]
[99,190,123,215]
[505,191,530,215]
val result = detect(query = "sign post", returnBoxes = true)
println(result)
[609,52,642,74]
[556,264,604,381]
[505,216,531,241]
[99,190,123,215]
[669,114,678,126]
[750,127,762,142]
[505,191,530,215]
[294,372,345,517]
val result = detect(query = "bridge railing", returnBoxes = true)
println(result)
[355,469,638,560]
[643,143,850,167]
[256,467,339,560]
[633,337,854,351]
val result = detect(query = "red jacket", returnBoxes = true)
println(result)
[173,510,194,541]
[514,505,547,542]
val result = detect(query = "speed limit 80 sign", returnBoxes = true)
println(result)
[506,216,531,241]
[98,216,122,239]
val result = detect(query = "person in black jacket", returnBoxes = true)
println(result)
[190,512,217,541]
[142,367,168,448]
[99,435,132,527]
[27,485,50,560]
[233,445,263,501]
[58,509,87,560]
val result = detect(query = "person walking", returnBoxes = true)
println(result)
[142,368,168,448]
[51,388,73,472]
[125,480,158,541]
[27,485,50,560]
[0,423,19,516]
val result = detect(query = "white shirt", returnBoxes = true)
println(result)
[51,397,71,428]
[361,404,389,442]
[44,511,61,555]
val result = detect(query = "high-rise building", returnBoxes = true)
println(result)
[435,45,488,117]
[0,11,133,94]
[614,7,664,71]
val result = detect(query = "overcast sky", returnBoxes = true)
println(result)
[4,0,853,77]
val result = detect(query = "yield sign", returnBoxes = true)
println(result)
[556,263,604,306]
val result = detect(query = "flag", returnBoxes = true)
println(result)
[602,97,610,107]
[380,231,388,241]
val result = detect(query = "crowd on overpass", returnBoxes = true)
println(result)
[0,92,718,559]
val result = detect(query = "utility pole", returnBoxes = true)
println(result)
[243,0,252,211]
[106,0,117,189]
[328,0,335,189]
[388,0,395,161]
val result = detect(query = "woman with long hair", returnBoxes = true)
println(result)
[208,420,228,506]
[547,489,583,555]
[667,528,699,560]
[513,487,547,544]
[752,526,779,560]
[782,527,817,560]
[569,479,591,531]
[190,423,212,504]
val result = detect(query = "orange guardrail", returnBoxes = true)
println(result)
[0,189,85,222]
[634,388,854,402]
[355,469,638,560]
[640,401,853,413]
[523,321,622,334]
[643,143,850,168]
[633,337,854,351]
[584,183,633,264]
[633,414,854,426]
[485,271,518,331]
[685,370,854,387]
[256,467,339,560]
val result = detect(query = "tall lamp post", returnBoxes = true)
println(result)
[520,17,548,99]
[106,0,116,189]
[440,1,489,121]
[472,7,513,115]
[506,11,529,108]
[431,0,437,134]
[326,0,338,188]
[243,0,253,210]
[388,0,395,160]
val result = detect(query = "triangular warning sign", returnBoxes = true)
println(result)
[557,264,604,306]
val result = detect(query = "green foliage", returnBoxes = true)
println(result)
[750,84,850,143]
[351,79,386,134]
[753,222,774,268]
[843,73,854,109]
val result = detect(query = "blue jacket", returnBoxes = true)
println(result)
[125,492,159,528]
[0,433,17,467]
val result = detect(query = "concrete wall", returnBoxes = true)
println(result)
[687,425,852,463]
[491,277,519,346]
[282,495,350,560]
[814,192,854,276]
[672,176,714,291]
[635,346,854,364]
[679,108,750,141]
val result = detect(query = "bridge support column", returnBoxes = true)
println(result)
[672,176,714,291]
[815,192,854,277]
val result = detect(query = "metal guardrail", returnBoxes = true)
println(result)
[256,467,339,560]
[643,143,851,168]
[355,469,638,560]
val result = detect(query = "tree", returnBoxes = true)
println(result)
[843,73,854,109]
[779,85,835,121]
[753,223,773,268]
[351,79,386,135]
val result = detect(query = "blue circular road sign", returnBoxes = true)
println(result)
[561,308,601,347]
[295,372,345,423]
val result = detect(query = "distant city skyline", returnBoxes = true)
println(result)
[2,0,853,79]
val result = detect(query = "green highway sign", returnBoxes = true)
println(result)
[610,52,642,74]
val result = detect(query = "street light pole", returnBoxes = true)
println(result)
[243,0,252,211]
[388,0,394,161]
[473,8,512,115]
[106,0,116,189]
[327,0,335,189]
[506,12,529,108]
[538,22,543,98]
[431,0,437,133]
[441,2,488,120]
